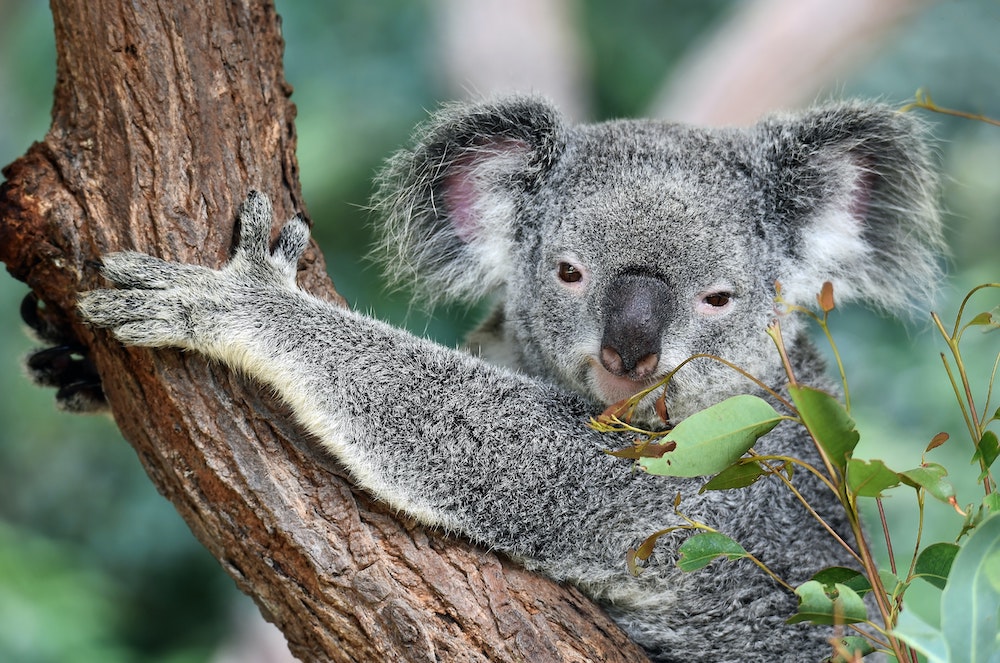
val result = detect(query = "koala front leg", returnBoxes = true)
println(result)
[79,192,844,660]
[78,192,651,560]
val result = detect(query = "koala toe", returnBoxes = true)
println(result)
[99,251,208,290]
[77,289,152,329]
[235,190,276,263]
[112,318,191,348]
[272,213,310,273]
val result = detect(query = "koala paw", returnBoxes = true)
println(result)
[78,190,310,352]
[21,292,107,413]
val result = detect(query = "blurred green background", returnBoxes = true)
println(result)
[1,1,998,661]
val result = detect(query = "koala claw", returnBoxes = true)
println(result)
[21,292,108,412]
[25,344,106,412]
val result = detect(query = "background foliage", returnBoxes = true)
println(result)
[1,1,998,660]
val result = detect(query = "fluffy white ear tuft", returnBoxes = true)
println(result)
[372,98,564,305]
[779,159,875,307]
[758,102,945,315]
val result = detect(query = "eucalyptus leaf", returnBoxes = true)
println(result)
[879,569,906,602]
[846,458,900,497]
[811,566,872,596]
[940,513,1000,662]
[699,461,766,492]
[676,532,748,572]
[914,542,959,591]
[900,463,956,504]
[972,430,999,473]
[786,580,868,625]
[968,311,996,327]
[628,528,675,575]
[830,636,876,662]
[789,385,859,472]
[894,608,948,663]
[639,395,782,477]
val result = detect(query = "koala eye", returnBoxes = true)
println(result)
[557,262,583,284]
[703,292,732,308]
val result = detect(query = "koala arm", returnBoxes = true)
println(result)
[77,191,660,567]
[79,191,852,660]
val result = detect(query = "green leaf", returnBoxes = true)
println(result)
[973,430,999,473]
[786,580,868,625]
[984,493,1000,515]
[846,458,901,497]
[940,513,1000,663]
[699,461,766,492]
[900,463,957,504]
[968,311,996,327]
[894,608,948,663]
[811,566,872,596]
[830,636,876,662]
[789,385,859,472]
[880,569,907,602]
[676,532,748,572]
[639,395,782,477]
[914,542,960,590]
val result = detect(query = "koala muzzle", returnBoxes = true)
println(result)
[600,272,672,381]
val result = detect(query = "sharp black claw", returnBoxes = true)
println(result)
[55,380,107,412]
[27,344,81,373]
[20,291,108,412]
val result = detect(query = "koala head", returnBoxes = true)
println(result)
[373,98,942,419]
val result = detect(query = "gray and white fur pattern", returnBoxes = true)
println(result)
[78,97,943,662]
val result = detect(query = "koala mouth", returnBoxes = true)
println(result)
[587,358,661,406]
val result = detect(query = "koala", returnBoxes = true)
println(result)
[77,97,942,662]
[21,292,106,412]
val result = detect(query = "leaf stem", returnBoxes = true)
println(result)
[876,497,896,576]
[817,314,851,413]
[757,456,862,565]
[932,284,1000,495]
[901,90,1000,127]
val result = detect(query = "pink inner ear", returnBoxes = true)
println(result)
[848,158,875,223]
[441,138,531,243]
[443,163,480,243]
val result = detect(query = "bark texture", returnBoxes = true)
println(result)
[0,1,647,661]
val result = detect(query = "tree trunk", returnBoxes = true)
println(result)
[0,1,647,661]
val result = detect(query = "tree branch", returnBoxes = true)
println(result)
[0,1,646,660]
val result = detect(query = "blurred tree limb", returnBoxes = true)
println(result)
[653,0,926,125]
[0,1,645,661]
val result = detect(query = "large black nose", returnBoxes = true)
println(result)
[600,272,672,380]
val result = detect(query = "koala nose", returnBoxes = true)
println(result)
[600,272,672,380]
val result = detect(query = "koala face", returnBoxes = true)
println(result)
[507,123,784,415]
[373,97,942,419]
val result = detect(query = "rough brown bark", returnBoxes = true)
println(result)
[0,2,647,661]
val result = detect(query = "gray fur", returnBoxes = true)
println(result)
[79,97,943,662]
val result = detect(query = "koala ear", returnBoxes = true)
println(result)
[372,97,564,304]
[754,102,945,313]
